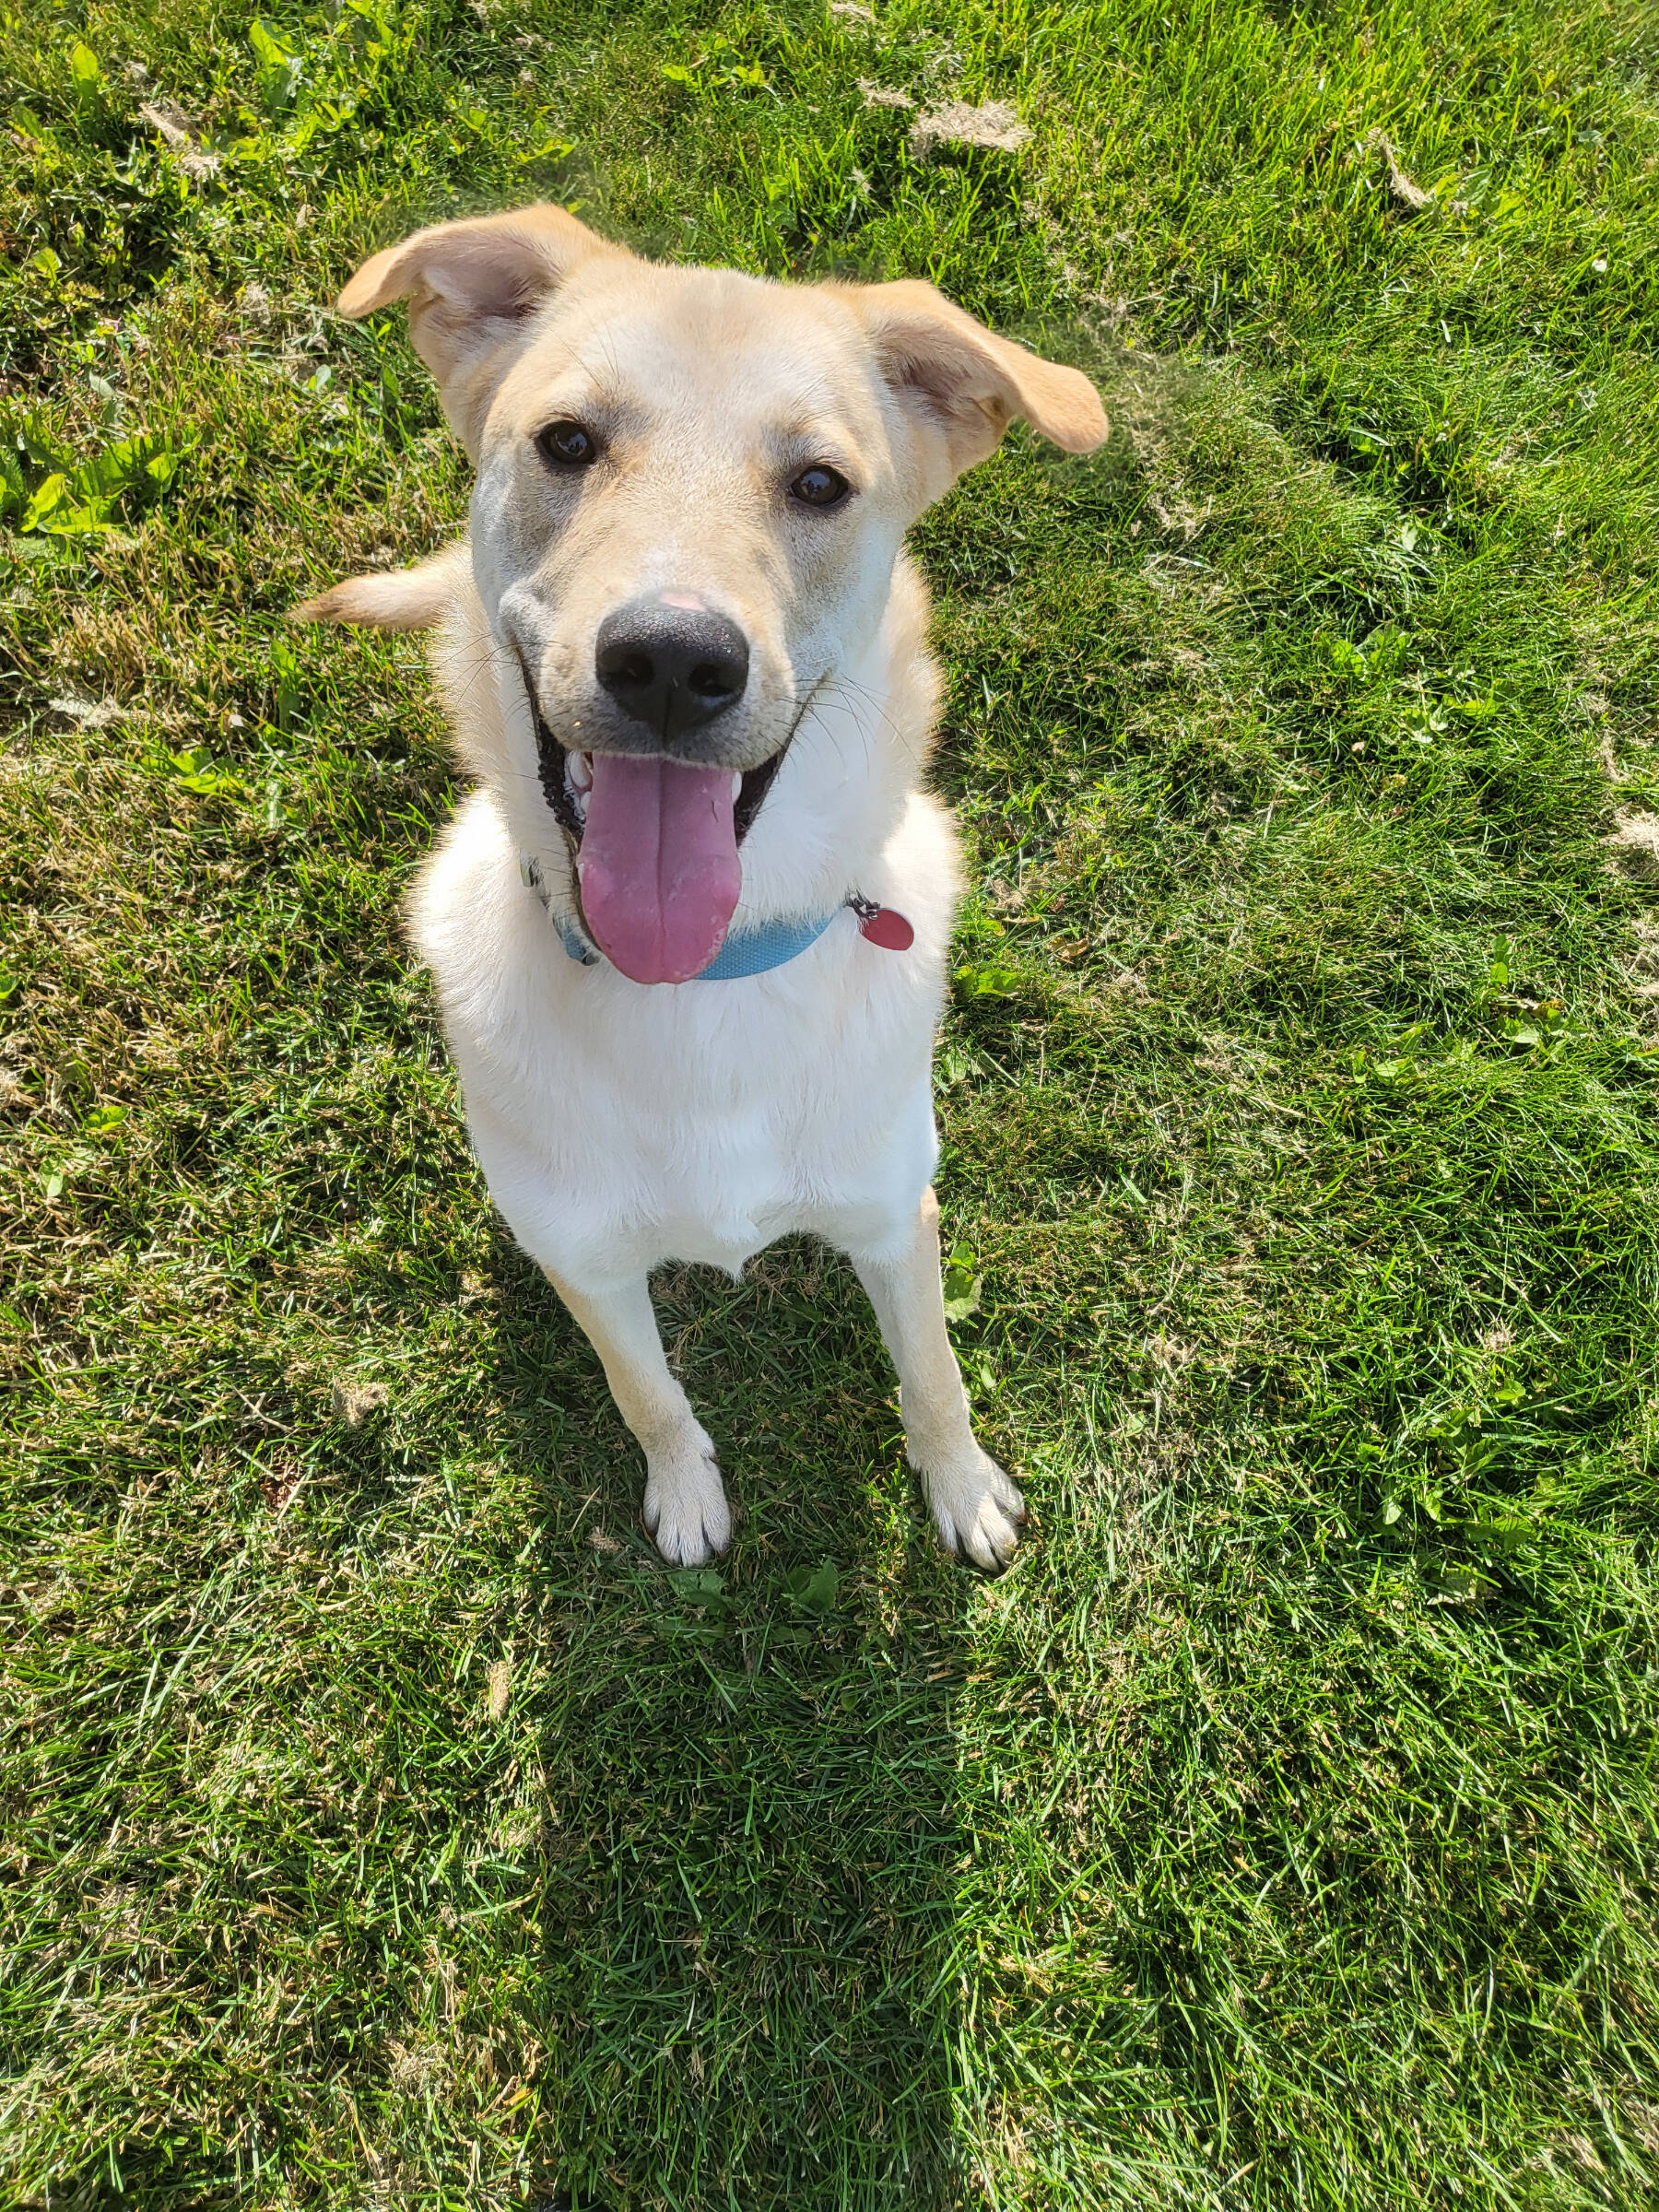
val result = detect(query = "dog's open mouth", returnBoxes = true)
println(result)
[528,684,783,986]
[549,742,782,847]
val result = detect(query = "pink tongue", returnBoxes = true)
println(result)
[576,755,741,984]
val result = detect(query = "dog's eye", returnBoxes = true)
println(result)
[536,419,599,469]
[789,465,850,509]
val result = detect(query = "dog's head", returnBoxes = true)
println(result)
[304,205,1106,981]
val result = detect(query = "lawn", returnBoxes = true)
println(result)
[4,0,1659,2206]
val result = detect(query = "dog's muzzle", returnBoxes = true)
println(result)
[513,645,785,856]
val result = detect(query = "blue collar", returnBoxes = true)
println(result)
[557,907,839,980]
[522,855,841,982]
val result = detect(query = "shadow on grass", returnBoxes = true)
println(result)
[484,1232,979,2212]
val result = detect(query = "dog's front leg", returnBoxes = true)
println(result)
[851,1188,1025,1571]
[544,1268,731,1567]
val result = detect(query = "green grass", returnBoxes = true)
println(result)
[4,0,1659,2205]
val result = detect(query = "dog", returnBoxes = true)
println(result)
[298,204,1107,1571]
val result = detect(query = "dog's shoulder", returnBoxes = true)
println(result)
[406,786,540,1026]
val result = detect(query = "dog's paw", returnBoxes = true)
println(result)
[642,1434,732,1567]
[920,1446,1025,1573]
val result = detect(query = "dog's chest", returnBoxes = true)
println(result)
[459,911,942,1274]
[414,785,957,1275]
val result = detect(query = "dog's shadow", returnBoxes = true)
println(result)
[486,1230,982,2210]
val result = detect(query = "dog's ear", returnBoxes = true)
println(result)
[337,205,623,456]
[849,279,1107,488]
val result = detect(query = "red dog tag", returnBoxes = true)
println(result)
[856,903,914,951]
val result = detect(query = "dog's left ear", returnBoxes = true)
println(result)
[337,204,624,457]
[849,279,1108,488]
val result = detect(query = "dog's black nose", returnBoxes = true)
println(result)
[594,596,750,742]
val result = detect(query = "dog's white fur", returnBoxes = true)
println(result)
[298,205,1107,1570]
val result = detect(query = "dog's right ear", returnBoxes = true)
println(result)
[843,279,1108,496]
[337,204,623,457]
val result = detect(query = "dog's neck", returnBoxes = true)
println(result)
[488,556,939,928]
